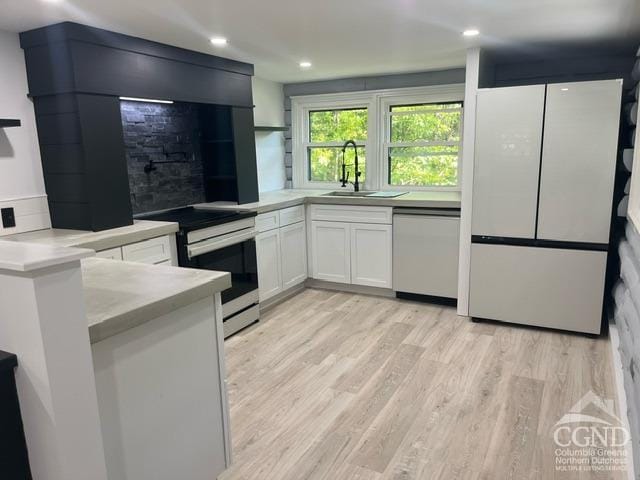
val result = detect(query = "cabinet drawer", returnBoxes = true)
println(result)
[95,247,123,261]
[310,204,392,224]
[279,205,305,227]
[122,236,172,265]
[256,211,280,233]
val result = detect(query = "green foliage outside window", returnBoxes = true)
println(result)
[389,103,462,186]
[308,109,367,182]
[308,147,366,183]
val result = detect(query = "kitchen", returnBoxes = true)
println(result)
[0,2,639,479]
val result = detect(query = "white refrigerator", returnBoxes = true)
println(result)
[469,79,623,334]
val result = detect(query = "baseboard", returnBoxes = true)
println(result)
[304,278,395,298]
[259,284,306,313]
[0,195,50,237]
[609,320,636,480]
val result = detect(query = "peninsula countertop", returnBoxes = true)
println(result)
[82,258,231,344]
[4,220,179,252]
[194,188,461,214]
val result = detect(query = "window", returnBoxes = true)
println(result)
[292,85,464,190]
[386,102,462,187]
[307,108,367,183]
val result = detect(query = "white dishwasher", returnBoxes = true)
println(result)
[393,208,460,299]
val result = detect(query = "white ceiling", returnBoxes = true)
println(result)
[1,0,640,83]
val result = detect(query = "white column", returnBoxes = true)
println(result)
[457,48,481,316]
[0,241,107,480]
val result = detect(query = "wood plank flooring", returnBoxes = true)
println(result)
[220,289,624,480]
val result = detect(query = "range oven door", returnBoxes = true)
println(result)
[186,237,258,306]
[180,223,261,337]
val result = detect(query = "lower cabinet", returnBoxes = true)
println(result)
[94,235,177,266]
[350,223,392,288]
[310,205,393,289]
[95,246,124,261]
[256,205,308,302]
[310,221,351,284]
[280,221,308,289]
[256,229,283,301]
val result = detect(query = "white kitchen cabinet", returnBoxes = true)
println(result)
[309,205,393,288]
[311,221,351,284]
[95,234,176,265]
[280,221,307,289]
[256,228,283,301]
[122,235,173,265]
[350,223,392,288]
[255,206,309,302]
[95,246,124,261]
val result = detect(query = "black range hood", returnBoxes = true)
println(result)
[0,119,21,128]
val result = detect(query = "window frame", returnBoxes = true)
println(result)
[292,92,376,190]
[380,94,464,191]
[291,84,464,191]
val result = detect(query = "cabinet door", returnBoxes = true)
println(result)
[393,214,459,298]
[280,221,308,289]
[256,229,283,301]
[311,221,350,284]
[537,80,622,243]
[121,235,172,264]
[472,85,545,238]
[350,223,392,288]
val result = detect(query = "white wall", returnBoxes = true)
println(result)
[0,29,50,235]
[0,30,45,200]
[252,76,286,193]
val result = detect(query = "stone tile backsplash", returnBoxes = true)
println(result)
[121,101,206,214]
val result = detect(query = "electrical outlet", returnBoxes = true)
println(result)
[1,207,16,228]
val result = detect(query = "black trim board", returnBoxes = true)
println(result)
[471,235,608,252]
[21,21,258,229]
[19,22,253,76]
[20,23,254,107]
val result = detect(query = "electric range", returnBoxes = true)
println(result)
[137,206,259,338]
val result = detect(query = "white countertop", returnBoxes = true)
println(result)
[82,258,231,343]
[194,188,461,214]
[4,220,179,252]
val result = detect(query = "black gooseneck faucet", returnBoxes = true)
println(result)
[340,139,361,192]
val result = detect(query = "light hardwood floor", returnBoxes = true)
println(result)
[220,289,625,480]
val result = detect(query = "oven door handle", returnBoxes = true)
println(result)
[188,228,256,259]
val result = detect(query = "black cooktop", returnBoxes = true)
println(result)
[136,206,256,231]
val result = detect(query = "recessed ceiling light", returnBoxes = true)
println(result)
[463,29,480,37]
[210,37,228,47]
[42,0,62,3]
[561,87,569,91]
[299,61,312,69]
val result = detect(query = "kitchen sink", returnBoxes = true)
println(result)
[323,191,408,198]
[323,191,377,197]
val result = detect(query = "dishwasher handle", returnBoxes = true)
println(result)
[392,207,460,217]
